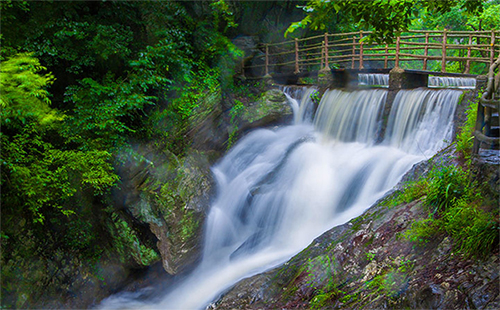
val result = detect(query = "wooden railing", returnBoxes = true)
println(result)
[244,30,500,77]
[473,54,500,154]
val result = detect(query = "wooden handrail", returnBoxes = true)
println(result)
[246,30,499,77]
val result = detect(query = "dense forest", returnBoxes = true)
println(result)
[1,0,499,308]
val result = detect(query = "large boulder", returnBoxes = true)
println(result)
[113,144,213,275]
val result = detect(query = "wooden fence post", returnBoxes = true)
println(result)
[441,30,447,72]
[423,32,429,70]
[395,36,400,68]
[352,36,356,69]
[324,33,329,69]
[265,44,269,76]
[465,34,472,74]
[294,38,299,74]
[359,30,364,69]
[490,30,496,66]
[321,41,325,69]
[384,44,388,68]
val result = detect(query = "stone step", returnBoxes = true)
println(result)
[491,113,499,126]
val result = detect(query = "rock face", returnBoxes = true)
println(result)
[213,154,500,310]
[113,145,209,275]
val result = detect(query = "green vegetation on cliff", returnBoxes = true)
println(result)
[0,0,245,307]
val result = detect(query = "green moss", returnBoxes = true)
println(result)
[227,99,245,149]
[242,89,287,123]
[108,213,160,266]
[178,210,199,241]
[305,255,343,309]
[339,292,359,304]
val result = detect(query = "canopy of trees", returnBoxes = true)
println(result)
[285,0,493,42]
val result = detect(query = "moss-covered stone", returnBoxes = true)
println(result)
[240,89,292,129]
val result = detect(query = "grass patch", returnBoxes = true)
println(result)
[403,164,499,257]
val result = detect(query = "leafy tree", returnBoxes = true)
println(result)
[286,0,484,42]
[413,0,500,31]
[1,53,118,224]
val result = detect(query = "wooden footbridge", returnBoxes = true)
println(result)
[242,30,499,83]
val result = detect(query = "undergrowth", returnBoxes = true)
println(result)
[400,98,499,258]
[403,164,499,257]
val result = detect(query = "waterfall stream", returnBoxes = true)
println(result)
[99,87,461,310]
[428,76,476,89]
[358,73,389,87]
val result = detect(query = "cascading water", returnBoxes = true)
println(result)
[99,86,461,310]
[314,89,387,143]
[428,76,476,89]
[358,73,389,87]
[280,86,317,124]
[384,89,461,155]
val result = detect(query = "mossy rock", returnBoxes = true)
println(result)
[239,89,292,131]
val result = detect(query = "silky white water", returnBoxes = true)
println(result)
[280,86,317,124]
[99,87,460,310]
[358,73,389,87]
[428,76,476,89]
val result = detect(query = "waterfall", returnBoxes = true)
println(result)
[281,86,318,124]
[314,89,387,144]
[99,87,461,310]
[358,73,389,87]
[428,76,476,89]
[384,89,460,156]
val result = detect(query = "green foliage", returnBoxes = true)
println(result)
[0,1,252,306]
[456,100,478,165]
[1,53,119,224]
[227,99,245,149]
[286,0,485,43]
[367,271,404,299]
[366,252,376,262]
[179,210,199,241]
[210,0,238,31]
[2,129,117,223]
[382,177,428,208]
[403,217,440,244]
[0,53,57,127]
[108,213,160,266]
[310,90,321,105]
[416,0,499,31]
[304,255,344,309]
[402,164,499,257]
[425,165,472,212]
[339,292,359,304]
[173,68,221,120]
[443,199,499,256]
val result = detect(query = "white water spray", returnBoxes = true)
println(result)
[99,86,461,310]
